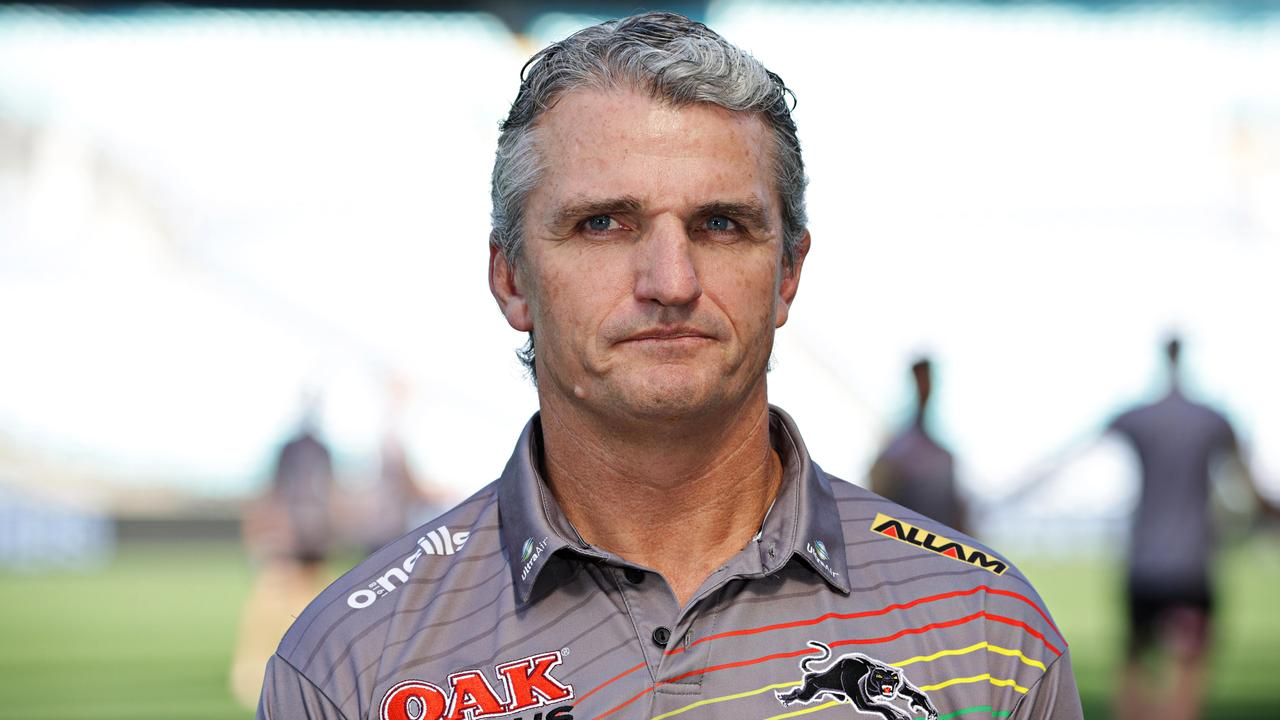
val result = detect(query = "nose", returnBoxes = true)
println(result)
[633,218,702,307]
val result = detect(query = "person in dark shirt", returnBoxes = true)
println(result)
[1108,337,1271,720]
[233,400,338,707]
[870,357,968,534]
[270,417,336,568]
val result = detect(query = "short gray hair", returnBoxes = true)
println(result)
[490,11,808,378]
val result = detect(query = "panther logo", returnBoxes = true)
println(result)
[775,642,939,720]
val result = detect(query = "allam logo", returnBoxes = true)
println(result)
[347,526,471,609]
[869,513,1007,575]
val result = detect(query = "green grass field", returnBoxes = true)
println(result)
[1,538,1277,719]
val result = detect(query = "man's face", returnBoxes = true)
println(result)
[490,86,808,424]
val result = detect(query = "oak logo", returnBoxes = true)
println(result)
[869,513,1007,575]
[380,650,574,720]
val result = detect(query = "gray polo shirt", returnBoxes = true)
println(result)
[259,407,1080,720]
[1110,389,1238,593]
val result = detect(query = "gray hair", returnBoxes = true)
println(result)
[490,11,808,378]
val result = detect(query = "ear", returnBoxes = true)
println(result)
[775,229,810,328]
[489,243,534,332]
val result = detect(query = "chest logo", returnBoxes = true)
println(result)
[870,513,1007,575]
[380,650,573,720]
[775,641,938,720]
[348,526,472,609]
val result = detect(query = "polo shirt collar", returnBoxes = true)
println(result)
[498,406,850,604]
[496,415,601,605]
[759,406,851,594]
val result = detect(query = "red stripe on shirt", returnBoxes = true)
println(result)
[586,610,1060,720]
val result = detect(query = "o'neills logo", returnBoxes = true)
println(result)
[347,526,471,609]
[380,650,574,720]
[870,513,1007,575]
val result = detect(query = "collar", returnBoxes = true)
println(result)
[498,406,851,604]
[496,415,603,606]
[757,406,851,594]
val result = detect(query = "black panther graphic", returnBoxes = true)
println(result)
[775,642,939,720]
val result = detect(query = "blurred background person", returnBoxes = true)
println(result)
[869,357,968,534]
[353,375,450,555]
[231,393,337,708]
[1002,335,1277,720]
[259,392,336,574]
[1108,337,1276,720]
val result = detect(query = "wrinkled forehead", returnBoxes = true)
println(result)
[529,86,779,213]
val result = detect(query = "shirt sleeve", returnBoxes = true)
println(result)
[257,653,350,720]
[1009,649,1084,720]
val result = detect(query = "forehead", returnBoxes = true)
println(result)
[529,86,777,212]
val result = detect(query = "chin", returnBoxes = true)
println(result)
[613,368,726,421]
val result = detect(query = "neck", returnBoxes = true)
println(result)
[536,387,782,606]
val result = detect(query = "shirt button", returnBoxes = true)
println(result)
[624,568,645,584]
[652,626,671,648]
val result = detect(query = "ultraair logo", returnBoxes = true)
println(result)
[813,540,829,561]
[869,513,1007,575]
[380,650,574,720]
[805,538,839,579]
[347,526,471,609]
[520,536,550,582]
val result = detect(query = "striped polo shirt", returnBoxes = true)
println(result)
[258,407,1081,720]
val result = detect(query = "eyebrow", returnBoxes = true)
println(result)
[549,196,644,230]
[693,200,773,231]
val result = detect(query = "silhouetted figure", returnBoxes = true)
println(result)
[1108,337,1260,720]
[270,417,336,568]
[355,376,450,554]
[357,432,449,555]
[870,358,967,534]
[231,398,337,708]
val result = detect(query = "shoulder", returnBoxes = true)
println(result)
[825,472,1068,655]
[271,483,505,707]
[1197,402,1235,438]
[1108,405,1144,434]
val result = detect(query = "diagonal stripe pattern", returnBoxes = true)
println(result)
[589,610,1054,720]
[641,642,1041,720]
[575,584,1061,714]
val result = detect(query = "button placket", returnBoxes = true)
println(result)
[610,565,681,683]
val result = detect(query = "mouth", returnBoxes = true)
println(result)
[881,685,893,696]
[618,327,714,345]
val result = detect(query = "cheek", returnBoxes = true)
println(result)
[536,252,632,335]
[702,256,780,326]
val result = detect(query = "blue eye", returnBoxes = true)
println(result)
[586,215,616,231]
[705,216,736,231]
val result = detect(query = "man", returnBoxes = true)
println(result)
[1108,337,1270,720]
[870,357,968,534]
[258,13,1081,720]
[234,397,336,707]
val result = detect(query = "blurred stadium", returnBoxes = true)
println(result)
[1,1,1278,718]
